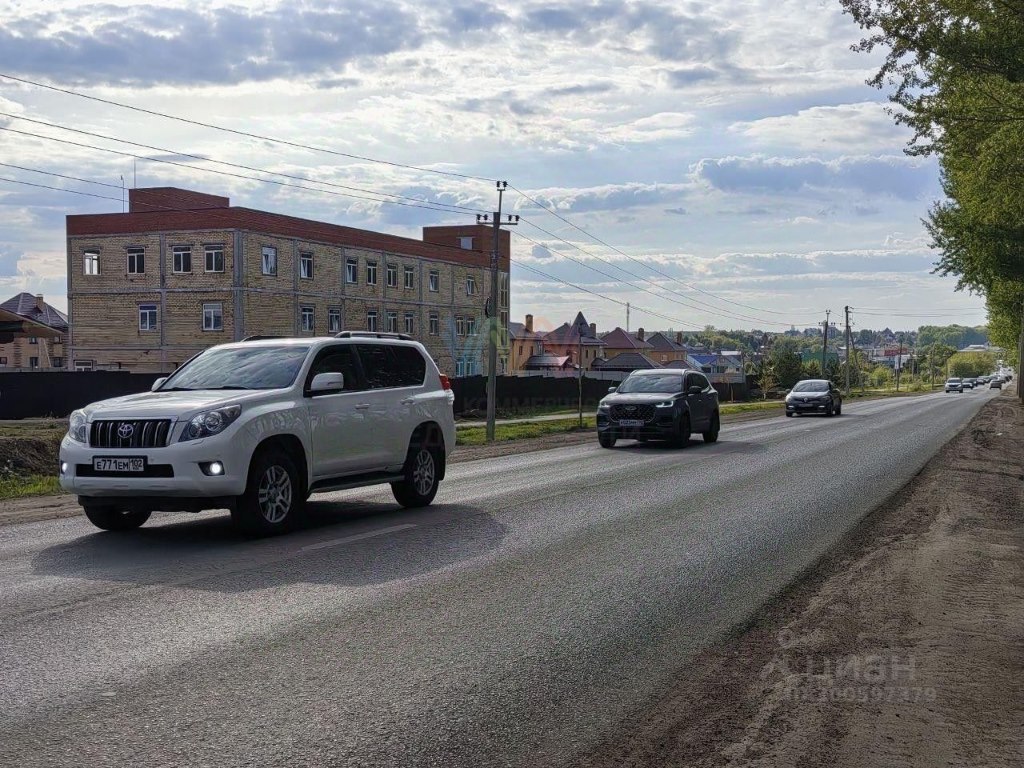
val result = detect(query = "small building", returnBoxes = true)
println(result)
[646,331,690,365]
[508,314,546,372]
[600,327,655,359]
[0,293,68,370]
[593,352,663,372]
[541,311,606,370]
[523,354,575,371]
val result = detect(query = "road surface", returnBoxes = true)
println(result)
[0,390,997,767]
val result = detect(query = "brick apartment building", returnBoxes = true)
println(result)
[66,188,510,375]
[0,293,68,369]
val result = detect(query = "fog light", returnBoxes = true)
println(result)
[60,461,68,474]
[200,461,225,476]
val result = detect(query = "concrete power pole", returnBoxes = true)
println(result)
[821,309,831,373]
[896,334,904,392]
[844,305,852,396]
[481,181,518,443]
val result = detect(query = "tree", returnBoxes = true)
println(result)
[871,366,894,389]
[802,359,822,379]
[754,360,777,400]
[948,351,997,378]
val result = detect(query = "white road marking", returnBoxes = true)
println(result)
[300,523,417,552]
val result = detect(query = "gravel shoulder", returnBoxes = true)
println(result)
[580,391,1024,767]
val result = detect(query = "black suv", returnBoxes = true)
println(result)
[784,379,842,417]
[596,369,720,448]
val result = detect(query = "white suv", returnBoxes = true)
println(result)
[59,333,456,534]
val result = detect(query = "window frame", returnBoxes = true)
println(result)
[205,244,225,273]
[466,275,476,296]
[386,264,398,288]
[429,312,439,336]
[300,251,314,280]
[346,258,358,284]
[172,245,192,274]
[366,310,378,332]
[83,249,100,276]
[139,303,158,332]
[127,247,145,275]
[328,308,342,334]
[202,302,224,332]
[466,316,477,336]
[404,266,415,290]
[404,312,414,334]
[428,270,439,292]
[386,311,398,334]
[300,305,315,333]
[366,261,378,286]
[455,315,465,337]
[261,245,278,277]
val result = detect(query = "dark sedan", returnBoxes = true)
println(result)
[785,379,843,417]
[596,369,720,448]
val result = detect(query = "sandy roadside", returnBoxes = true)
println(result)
[0,408,781,527]
[582,392,1024,767]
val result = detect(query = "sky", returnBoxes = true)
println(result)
[0,0,989,335]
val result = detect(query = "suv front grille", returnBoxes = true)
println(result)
[90,420,173,449]
[610,404,656,423]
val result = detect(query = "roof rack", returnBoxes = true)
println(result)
[334,331,414,341]
[240,335,287,342]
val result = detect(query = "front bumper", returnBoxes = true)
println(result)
[785,399,831,413]
[596,410,679,438]
[58,434,249,500]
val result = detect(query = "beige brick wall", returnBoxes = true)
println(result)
[0,337,65,369]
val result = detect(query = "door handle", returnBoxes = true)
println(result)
[355,403,371,410]
[400,397,415,405]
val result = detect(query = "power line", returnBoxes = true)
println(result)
[510,183,804,317]
[0,72,495,183]
[0,125,478,217]
[0,162,125,190]
[0,112,483,214]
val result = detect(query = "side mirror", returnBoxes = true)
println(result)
[688,385,703,395]
[607,386,617,393]
[310,372,344,394]
[151,377,167,392]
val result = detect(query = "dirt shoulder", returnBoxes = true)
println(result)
[583,392,1024,767]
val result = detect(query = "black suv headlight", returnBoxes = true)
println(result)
[179,405,242,442]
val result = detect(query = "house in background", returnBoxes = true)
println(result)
[541,311,606,370]
[508,314,546,372]
[0,293,68,370]
[593,352,663,372]
[600,327,655,360]
[646,331,692,365]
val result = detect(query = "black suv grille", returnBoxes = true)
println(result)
[610,404,656,423]
[90,420,172,449]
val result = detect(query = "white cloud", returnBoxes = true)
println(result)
[730,102,911,152]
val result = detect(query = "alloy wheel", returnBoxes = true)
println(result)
[412,449,435,496]
[257,465,293,524]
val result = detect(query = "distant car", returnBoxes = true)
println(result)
[990,378,1003,389]
[976,376,989,384]
[596,369,720,448]
[944,378,963,393]
[784,379,842,417]
[961,379,975,390]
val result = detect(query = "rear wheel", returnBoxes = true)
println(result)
[392,438,443,508]
[232,448,303,535]
[702,411,720,443]
[598,432,617,449]
[82,505,150,531]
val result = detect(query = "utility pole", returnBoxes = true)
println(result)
[578,328,584,428]
[626,302,630,333]
[821,309,831,374]
[844,306,852,396]
[481,181,518,442]
[896,334,904,392]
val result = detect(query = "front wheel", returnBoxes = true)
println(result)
[232,448,303,535]
[392,443,442,508]
[671,413,691,448]
[83,505,150,531]
[835,402,842,416]
[598,432,617,449]
[702,411,720,443]
[825,402,835,417]
[785,411,793,417]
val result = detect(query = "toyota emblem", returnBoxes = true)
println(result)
[117,423,135,440]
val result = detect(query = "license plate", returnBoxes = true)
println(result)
[93,457,145,473]
[619,419,645,427]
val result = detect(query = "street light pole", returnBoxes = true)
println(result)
[481,181,518,442]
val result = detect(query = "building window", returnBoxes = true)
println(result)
[499,272,509,309]
[139,304,158,331]
[172,245,192,274]
[459,236,473,250]
[203,303,223,331]
[54,335,64,345]
[74,360,94,371]
[328,308,341,333]
[500,310,509,347]
[52,357,64,368]
[205,245,224,273]
[456,359,465,377]
[429,270,439,292]
[456,316,465,336]
[467,359,477,376]
[429,313,439,336]
[28,336,38,345]
[366,310,378,332]
[366,261,378,285]
[404,312,414,334]
[346,258,358,284]
[300,306,314,332]
[466,316,477,336]
[386,311,398,333]
[261,245,277,276]
[0,357,7,365]
[404,266,415,289]
[29,356,39,369]
[84,250,99,275]
[127,247,145,274]
[466,275,476,296]
[300,252,314,280]
[386,264,398,288]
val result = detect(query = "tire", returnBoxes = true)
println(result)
[83,505,150,532]
[671,413,691,448]
[702,411,720,443]
[232,447,303,535]
[825,402,834,417]
[392,440,443,508]
[785,411,793,417]
[835,402,842,416]
[598,432,617,449]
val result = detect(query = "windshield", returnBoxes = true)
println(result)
[616,374,684,394]
[947,378,961,383]
[793,380,829,392]
[160,345,311,391]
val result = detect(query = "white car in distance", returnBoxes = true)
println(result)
[59,333,456,535]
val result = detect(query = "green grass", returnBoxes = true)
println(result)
[456,416,596,446]
[720,401,782,414]
[0,419,67,439]
[0,474,63,500]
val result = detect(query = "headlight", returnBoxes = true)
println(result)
[597,401,610,412]
[656,400,675,408]
[67,410,88,444]
[179,405,242,442]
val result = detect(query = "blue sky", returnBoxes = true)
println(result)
[0,0,988,334]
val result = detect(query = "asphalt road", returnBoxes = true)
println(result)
[0,390,998,767]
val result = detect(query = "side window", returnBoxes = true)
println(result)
[307,346,361,391]
[695,374,711,391]
[357,344,426,389]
